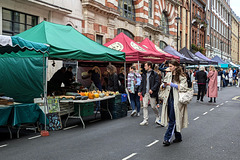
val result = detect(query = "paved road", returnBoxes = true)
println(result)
[0,87,240,160]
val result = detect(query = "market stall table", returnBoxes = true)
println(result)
[0,103,47,138]
[0,106,13,139]
[62,95,116,129]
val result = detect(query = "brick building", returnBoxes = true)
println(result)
[82,0,181,50]
[190,0,207,54]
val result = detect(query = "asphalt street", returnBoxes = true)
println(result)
[0,86,240,160]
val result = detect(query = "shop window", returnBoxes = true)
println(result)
[2,8,38,36]
[118,0,135,21]
[117,28,134,40]
[96,35,103,45]
[159,41,167,50]
[148,0,153,18]
[160,12,169,34]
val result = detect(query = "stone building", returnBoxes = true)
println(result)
[206,0,232,60]
[82,0,181,49]
[231,10,239,64]
[0,0,83,35]
[190,0,207,54]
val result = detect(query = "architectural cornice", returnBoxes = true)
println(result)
[82,0,119,18]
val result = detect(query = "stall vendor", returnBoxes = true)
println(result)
[64,66,74,87]
[48,67,66,94]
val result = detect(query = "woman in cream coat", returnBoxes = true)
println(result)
[160,60,189,146]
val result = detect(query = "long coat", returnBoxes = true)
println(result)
[160,72,188,132]
[207,70,218,98]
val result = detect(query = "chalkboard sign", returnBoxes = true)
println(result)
[192,82,198,95]
[46,113,62,131]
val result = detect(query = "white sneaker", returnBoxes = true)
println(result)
[155,117,162,125]
[140,120,148,126]
[131,110,137,117]
[137,113,140,117]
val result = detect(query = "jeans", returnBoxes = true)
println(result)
[130,93,140,113]
[164,96,182,141]
[222,79,226,87]
[197,84,206,101]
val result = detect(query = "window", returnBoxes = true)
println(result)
[159,41,167,49]
[118,0,135,21]
[185,34,188,48]
[148,0,152,18]
[180,31,182,49]
[160,12,169,34]
[117,28,134,40]
[2,8,38,36]
[186,10,188,25]
[96,35,103,45]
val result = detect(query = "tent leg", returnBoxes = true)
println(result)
[124,62,126,89]
[137,61,140,73]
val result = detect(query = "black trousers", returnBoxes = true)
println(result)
[197,84,206,101]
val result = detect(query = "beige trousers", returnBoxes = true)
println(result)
[142,93,160,121]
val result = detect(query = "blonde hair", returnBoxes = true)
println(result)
[210,65,215,71]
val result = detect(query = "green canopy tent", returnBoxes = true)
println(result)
[16,21,125,62]
[0,35,50,103]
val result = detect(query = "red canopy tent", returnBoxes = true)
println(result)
[104,33,165,63]
[140,38,179,61]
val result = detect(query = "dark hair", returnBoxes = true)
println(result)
[169,60,185,83]
[130,66,136,70]
[106,64,117,75]
[145,61,153,68]
[67,66,73,69]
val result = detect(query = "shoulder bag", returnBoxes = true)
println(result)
[179,88,194,105]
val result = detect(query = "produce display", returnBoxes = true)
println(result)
[58,91,120,100]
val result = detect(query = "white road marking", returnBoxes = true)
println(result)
[28,135,41,140]
[210,108,215,111]
[203,112,208,115]
[122,153,137,160]
[63,125,78,130]
[220,103,224,105]
[0,144,8,148]
[216,105,219,108]
[194,117,199,121]
[225,101,228,103]
[146,140,159,147]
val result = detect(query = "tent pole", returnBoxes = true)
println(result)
[124,62,126,89]
[44,57,48,131]
[137,61,140,73]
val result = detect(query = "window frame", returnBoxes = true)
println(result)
[2,8,38,36]
[118,0,136,21]
[117,28,135,40]
[159,12,169,34]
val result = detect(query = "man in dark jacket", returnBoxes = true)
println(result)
[195,66,207,102]
[138,61,160,126]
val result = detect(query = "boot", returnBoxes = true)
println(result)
[208,98,212,103]
[214,98,216,103]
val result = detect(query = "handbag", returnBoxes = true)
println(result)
[179,88,194,104]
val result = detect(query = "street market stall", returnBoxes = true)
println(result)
[15,21,127,128]
[195,51,218,65]
[104,32,165,64]
[179,47,208,65]
[164,45,194,64]
[0,35,50,138]
[139,38,179,61]
[211,56,229,68]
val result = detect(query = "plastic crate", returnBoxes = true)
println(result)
[74,102,94,117]
[121,94,127,102]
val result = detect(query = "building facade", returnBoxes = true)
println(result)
[190,0,207,54]
[178,0,191,50]
[0,0,84,79]
[0,0,83,35]
[82,0,181,50]
[206,0,232,60]
[231,10,239,64]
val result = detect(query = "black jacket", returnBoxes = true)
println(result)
[195,71,207,84]
[108,73,119,91]
[138,70,160,98]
